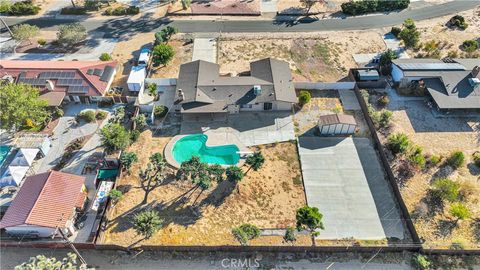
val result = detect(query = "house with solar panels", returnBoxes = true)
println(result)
[391,58,480,112]
[0,60,118,106]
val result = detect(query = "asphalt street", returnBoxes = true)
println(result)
[2,1,478,35]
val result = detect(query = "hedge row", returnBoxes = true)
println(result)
[341,0,410,16]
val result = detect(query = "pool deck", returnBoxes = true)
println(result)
[164,132,250,168]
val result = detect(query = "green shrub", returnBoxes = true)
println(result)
[130,129,140,143]
[387,133,411,154]
[450,203,471,221]
[411,253,430,270]
[152,43,174,66]
[104,5,139,16]
[84,0,101,11]
[53,107,64,118]
[390,26,401,38]
[473,152,480,167]
[377,95,390,107]
[232,224,260,245]
[99,53,112,61]
[109,189,123,201]
[147,83,158,97]
[77,110,96,123]
[284,227,296,242]
[8,1,41,16]
[0,0,12,13]
[154,105,168,118]
[446,151,465,169]
[449,15,468,30]
[432,178,460,202]
[298,90,311,106]
[450,239,466,250]
[37,38,46,46]
[462,40,479,53]
[60,7,87,15]
[95,110,108,120]
[427,154,441,167]
[341,0,410,16]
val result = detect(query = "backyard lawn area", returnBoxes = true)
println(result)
[101,131,309,246]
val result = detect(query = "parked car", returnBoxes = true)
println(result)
[137,48,151,67]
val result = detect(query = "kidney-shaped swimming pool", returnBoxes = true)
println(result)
[172,134,240,165]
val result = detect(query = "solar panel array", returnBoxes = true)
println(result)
[100,66,115,82]
[68,86,89,94]
[38,71,76,79]
[57,79,83,86]
[17,78,46,86]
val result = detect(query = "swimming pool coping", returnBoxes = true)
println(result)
[164,133,249,169]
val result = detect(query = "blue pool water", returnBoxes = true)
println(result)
[0,145,11,167]
[172,134,240,165]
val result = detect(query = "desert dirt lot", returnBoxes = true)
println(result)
[219,31,386,82]
[111,34,193,89]
[405,7,480,58]
[384,100,480,249]
[102,131,309,246]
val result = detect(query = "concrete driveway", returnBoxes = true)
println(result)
[181,112,295,146]
[192,38,217,63]
[298,137,406,240]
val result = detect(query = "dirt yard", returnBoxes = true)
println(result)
[111,34,193,90]
[102,132,308,246]
[405,7,480,58]
[219,31,385,82]
[385,101,480,249]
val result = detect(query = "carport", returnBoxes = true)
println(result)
[298,137,405,240]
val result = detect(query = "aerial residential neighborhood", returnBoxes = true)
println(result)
[0,0,479,269]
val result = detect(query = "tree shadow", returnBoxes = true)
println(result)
[154,194,203,228]
[419,190,445,216]
[435,219,456,238]
[107,201,157,233]
[198,180,237,208]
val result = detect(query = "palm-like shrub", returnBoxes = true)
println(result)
[246,151,265,172]
[132,210,163,239]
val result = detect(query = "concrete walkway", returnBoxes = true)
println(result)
[338,89,361,111]
[192,38,217,63]
[260,0,278,13]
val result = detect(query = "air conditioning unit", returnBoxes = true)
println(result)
[253,85,262,96]
[45,80,55,91]
[469,78,480,89]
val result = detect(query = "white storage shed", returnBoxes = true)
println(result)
[318,114,357,136]
[127,66,146,92]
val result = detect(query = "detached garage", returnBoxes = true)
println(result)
[318,114,357,136]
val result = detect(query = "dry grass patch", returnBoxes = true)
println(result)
[219,31,385,82]
[102,140,308,246]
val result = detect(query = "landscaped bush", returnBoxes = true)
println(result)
[53,107,64,118]
[370,107,393,129]
[377,95,390,107]
[411,253,430,270]
[103,5,139,16]
[84,0,101,11]
[37,38,46,46]
[298,90,311,106]
[132,114,147,130]
[99,53,112,61]
[431,178,460,202]
[446,151,465,169]
[461,40,479,53]
[77,110,96,123]
[448,15,468,30]
[7,1,40,16]
[390,26,401,38]
[284,227,296,242]
[473,152,480,167]
[232,224,261,245]
[427,154,441,167]
[130,129,140,143]
[0,0,12,13]
[60,7,87,15]
[95,110,108,120]
[154,105,168,118]
[387,133,411,155]
[147,83,158,97]
[341,0,410,16]
[408,150,426,169]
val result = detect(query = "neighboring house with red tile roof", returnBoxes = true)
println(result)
[0,60,118,106]
[0,171,86,238]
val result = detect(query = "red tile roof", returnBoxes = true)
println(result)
[0,60,117,97]
[0,171,86,229]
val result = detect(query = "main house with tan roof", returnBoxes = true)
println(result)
[0,60,117,106]
[0,171,87,238]
[175,58,297,114]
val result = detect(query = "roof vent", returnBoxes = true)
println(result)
[86,69,94,75]
[253,85,262,96]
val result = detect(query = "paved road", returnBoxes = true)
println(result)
[1,248,414,270]
[2,1,478,34]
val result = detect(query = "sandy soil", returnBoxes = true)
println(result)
[405,7,480,58]
[277,0,339,15]
[384,101,480,249]
[111,33,192,89]
[219,31,385,82]
[102,132,308,247]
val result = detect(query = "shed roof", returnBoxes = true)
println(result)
[0,171,85,229]
[318,114,357,126]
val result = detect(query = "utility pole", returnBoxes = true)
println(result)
[53,214,88,267]
[0,16,13,36]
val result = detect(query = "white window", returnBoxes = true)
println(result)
[240,104,253,109]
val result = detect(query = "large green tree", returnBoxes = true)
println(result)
[0,83,49,131]
[57,23,87,47]
[15,253,85,270]
[399,19,420,48]
[11,23,39,44]
[245,151,265,173]
[99,123,131,153]
[120,151,138,172]
[296,206,324,239]
[152,43,174,66]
